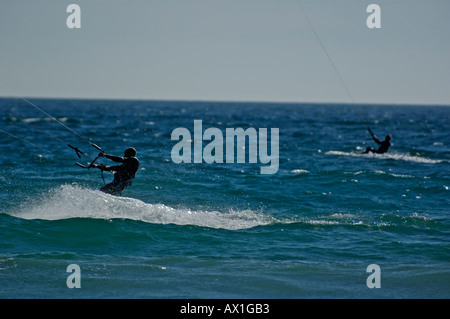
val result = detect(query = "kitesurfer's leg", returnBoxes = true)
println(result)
[100,182,126,195]
[363,147,376,154]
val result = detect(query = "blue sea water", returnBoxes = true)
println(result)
[0,98,449,299]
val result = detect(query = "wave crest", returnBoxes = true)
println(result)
[11,185,278,230]
[326,150,445,164]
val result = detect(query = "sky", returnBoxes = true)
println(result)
[0,0,449,105]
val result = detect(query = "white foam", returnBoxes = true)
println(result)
[343,170,414,178]
[291,169,309,174]
[326,150,445,164]
[12,185,279,230]
[19,117,69,123]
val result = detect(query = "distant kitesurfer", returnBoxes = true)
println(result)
[91,147,139,195]
[363,128,391,154]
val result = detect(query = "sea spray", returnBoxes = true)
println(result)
[326,151,445,164]
[12,185,280,230]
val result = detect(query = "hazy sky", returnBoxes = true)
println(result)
[1,0,449,105]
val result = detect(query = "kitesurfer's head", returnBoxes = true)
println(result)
[124,147,137,158]
[385,134,392,141]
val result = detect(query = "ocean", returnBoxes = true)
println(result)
[0,98,449,299]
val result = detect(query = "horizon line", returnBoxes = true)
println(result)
[0,95,449,108]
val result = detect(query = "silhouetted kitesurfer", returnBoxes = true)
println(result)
[363,128,391,154]
[91,147,139,195]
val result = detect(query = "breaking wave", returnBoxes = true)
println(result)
[11,185,279,230]
[325,150,446,164]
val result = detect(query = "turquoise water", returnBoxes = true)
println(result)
[0,98,449,298]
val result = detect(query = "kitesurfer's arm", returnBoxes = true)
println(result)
[368,128,382,145]
[99,152,125,163]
